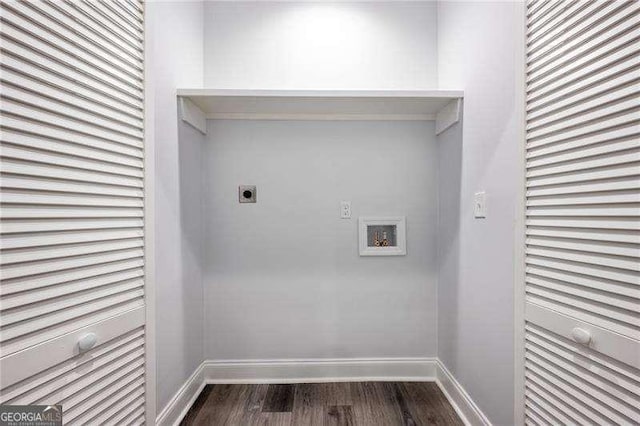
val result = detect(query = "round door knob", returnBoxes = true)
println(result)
[571,327,591,345]
[78,332,97,352]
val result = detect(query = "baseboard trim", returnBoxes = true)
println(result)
[156,363,205,426]
[202,357,436,384]
[435,360,491,426]
[156,357,489,426]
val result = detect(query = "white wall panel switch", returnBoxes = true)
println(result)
[340,201,351,219]
[474,191,487,218]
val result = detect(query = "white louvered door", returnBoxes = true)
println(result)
[0,0,148,423]
[524,0,640,424]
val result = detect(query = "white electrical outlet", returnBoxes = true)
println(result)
[340,201,351,219]
[474,191,487,218]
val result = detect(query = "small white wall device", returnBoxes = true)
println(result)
[474,191,487,218]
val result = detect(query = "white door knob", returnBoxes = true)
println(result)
[571,328,591,345]
[78,333,97,352]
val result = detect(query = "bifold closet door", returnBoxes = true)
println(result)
[0,0,147,423]
[524,0,640,424]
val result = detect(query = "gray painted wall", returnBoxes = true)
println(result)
[202,120,439,360]
[437,2,524,425]
[148,0,205,414]
[199,1,442,361]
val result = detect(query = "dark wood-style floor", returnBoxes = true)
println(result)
[180,382,464,425]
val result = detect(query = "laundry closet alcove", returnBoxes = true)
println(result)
[172,86,464,382]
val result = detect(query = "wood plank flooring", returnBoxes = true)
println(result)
[180,382,463,425]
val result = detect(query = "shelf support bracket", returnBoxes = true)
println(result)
[179,97,207,134]
[435,99,462,135]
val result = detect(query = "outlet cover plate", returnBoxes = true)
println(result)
[340,201,351,219]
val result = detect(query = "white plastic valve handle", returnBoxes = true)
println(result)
[78,332,97,352]
[571,327,591,345]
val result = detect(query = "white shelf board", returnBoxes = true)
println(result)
[176,89,463,121]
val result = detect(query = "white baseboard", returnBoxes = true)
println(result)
[156,363,206,426]
[156,357,489,426]
[435,360,491,426]
[202,357,436,384]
